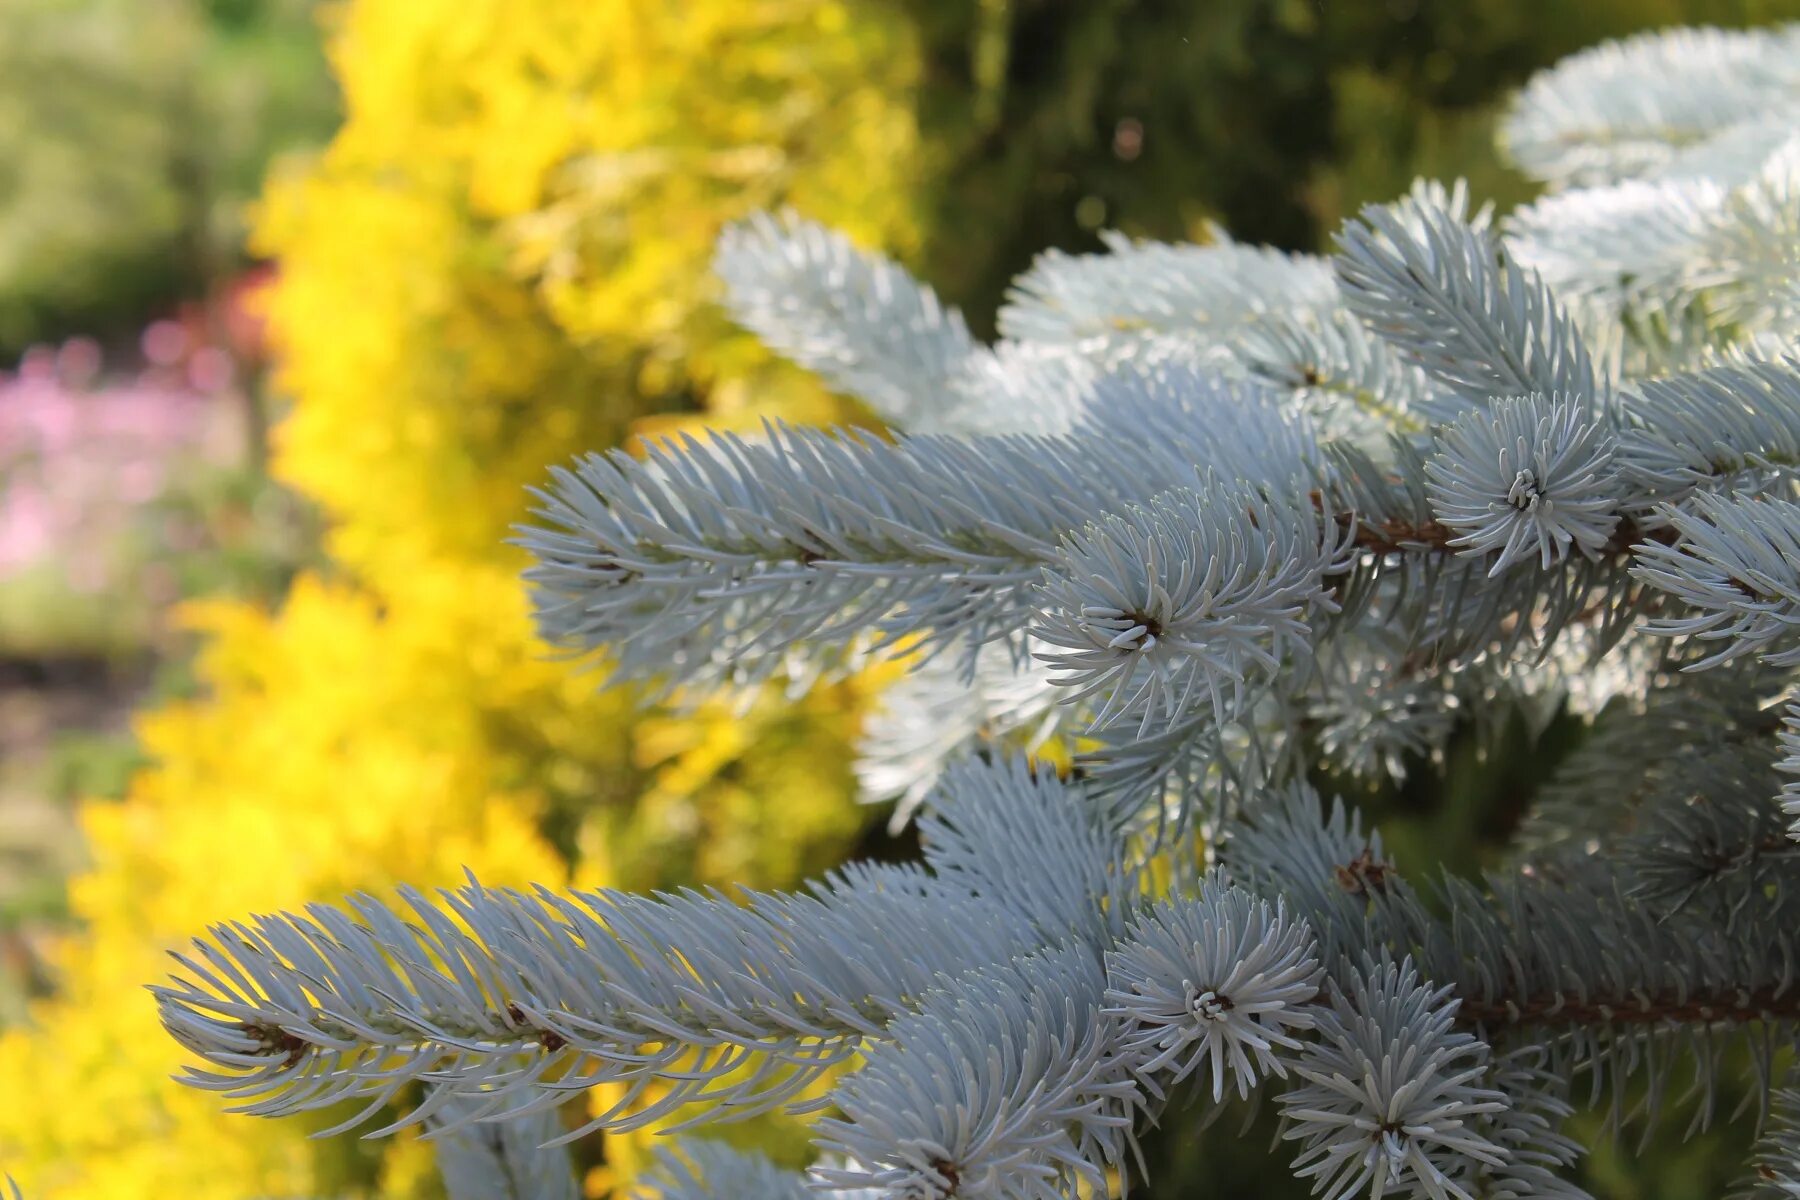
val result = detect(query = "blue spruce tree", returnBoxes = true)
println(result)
[154,23,1800,1199]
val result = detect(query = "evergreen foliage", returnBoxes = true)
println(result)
[148,20,1800,1200]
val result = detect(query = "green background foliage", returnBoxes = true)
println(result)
[905,0,1800,333]
[0,0,336,354]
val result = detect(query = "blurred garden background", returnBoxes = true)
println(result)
[4,0,1800,1196]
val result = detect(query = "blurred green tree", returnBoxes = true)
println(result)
[0,0,337,355]
[906,0,1800,332]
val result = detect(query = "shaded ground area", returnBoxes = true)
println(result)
[0,654,146,1022]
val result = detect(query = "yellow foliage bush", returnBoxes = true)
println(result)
[266,0,923,579]
[0,1,927,1195]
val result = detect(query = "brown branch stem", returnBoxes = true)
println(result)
[1314,492,1680,559]
[1458,985,1800,1030]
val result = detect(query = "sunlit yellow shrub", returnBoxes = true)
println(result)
[0,577,571,1196]
[0,1,924,1195]
[264,0,922,579]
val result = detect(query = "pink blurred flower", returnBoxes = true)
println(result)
[56,337,102,388]
[187,346,234,393]
[0,335,244,590]
[141,320,190,368]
